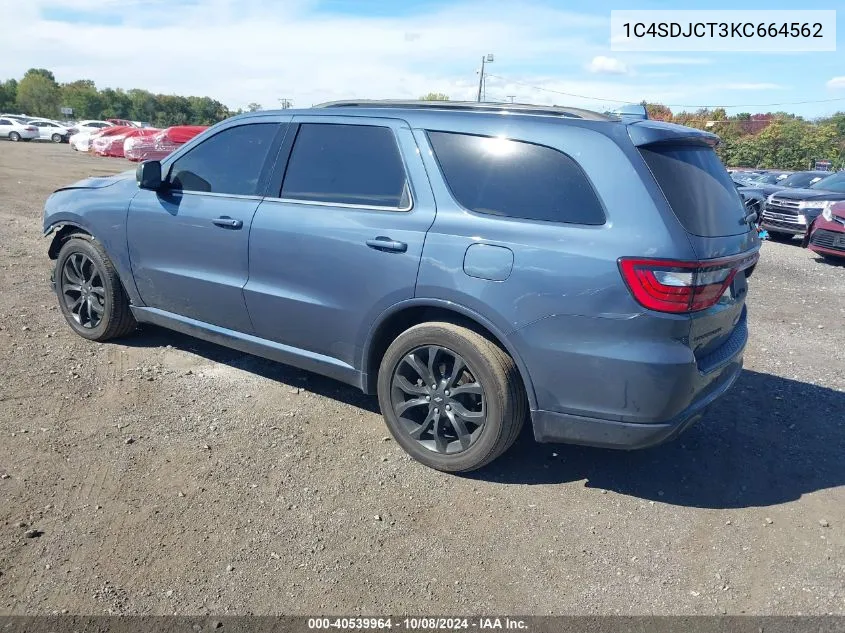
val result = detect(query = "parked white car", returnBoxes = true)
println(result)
[68,120,113,135]
[28,118,71,143]
[0,116,39,141]
[67,120,113,151]
[0,113,33,124]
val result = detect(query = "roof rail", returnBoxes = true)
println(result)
[314,100,613,121]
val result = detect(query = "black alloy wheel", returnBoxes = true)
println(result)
[390,345,486,454]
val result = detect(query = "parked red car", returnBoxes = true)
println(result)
[807,201,845,260]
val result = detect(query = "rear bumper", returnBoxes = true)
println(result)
[517,309,748,450]
[531,352,742,448]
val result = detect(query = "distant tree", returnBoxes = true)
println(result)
[24,68,56,83]
[420,92,449,101]
[247,102,262,112]
[60,80,102,120]
[127,88,158,123]
[16,72,60,117]
[642,101,672,121]
[188,96,229,125]
[0,79,17,111]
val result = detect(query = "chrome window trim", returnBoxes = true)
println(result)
[168,190,264,201]
[267,181,414,212]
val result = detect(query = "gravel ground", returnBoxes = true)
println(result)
[0,141,843,616]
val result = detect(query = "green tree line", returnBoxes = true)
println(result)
[0,68,236,127]
[643,102,845,170]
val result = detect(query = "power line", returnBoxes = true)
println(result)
[485,73,845,110]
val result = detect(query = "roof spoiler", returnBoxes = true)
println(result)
[608,104,648,121]
[627,119,721,148]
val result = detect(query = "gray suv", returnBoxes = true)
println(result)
[43,101,759,472]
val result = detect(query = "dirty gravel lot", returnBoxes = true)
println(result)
[0,141,843,616]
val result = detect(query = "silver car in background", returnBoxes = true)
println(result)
[0,116,39,141]
[29,118,71,143]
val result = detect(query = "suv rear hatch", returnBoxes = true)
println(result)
[627,121,760,363]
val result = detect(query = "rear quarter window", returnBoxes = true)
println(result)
[427,131,605,225]
[639,144,748,237]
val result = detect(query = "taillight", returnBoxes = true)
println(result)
[26,126,37,132]
[618,253,759,313]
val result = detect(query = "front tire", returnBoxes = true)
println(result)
[377,322,526,473]
[51,133,62,143]
[9,132,20,142]
[54,237,137,341]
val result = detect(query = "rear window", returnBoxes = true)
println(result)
[639,145,748,237]
[427,131,605,225]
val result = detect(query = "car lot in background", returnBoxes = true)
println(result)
[760,171,845,241]
[28,118,71,143]
[735,170,835,222]
[0,116,38,141]
[0,141,842,615]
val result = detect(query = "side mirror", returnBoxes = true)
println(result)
[136,160,162,190]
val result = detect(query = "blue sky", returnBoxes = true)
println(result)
[4,0,844,117]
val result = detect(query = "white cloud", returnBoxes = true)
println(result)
[586,56,629,75]
[827,76,845,89]
[0,1,607,109]
[0,1,817,116]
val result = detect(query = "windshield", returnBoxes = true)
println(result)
[810,172,845,193]
[782,172,826,188]
[754,173,790,184]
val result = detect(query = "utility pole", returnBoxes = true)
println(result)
[507,95,516,103]
[278,98,292,109]
[476,54,494,102]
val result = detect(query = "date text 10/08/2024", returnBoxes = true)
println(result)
[307,618,529,630]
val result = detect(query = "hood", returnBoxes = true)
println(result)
[771,188,845,202]
[53,169,135,193]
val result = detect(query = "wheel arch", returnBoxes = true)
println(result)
[361,299,537,410]
[47,222,140,306]
[47,222,93,259]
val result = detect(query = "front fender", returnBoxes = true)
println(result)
[42,183,143,306]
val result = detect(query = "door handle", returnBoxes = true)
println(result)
[366,237,408,253]
[212,216,243,229]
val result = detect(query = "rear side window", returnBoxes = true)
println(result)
[639,145,747,237]
[281,123,410,209]
[427,131,605,225]
[0,119,11,125]
[168,123,280,196]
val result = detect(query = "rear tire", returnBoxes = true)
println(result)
[377,322,526,473]
[51,133,62,143]
[9,132,20,142]
[54,237,137,341]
